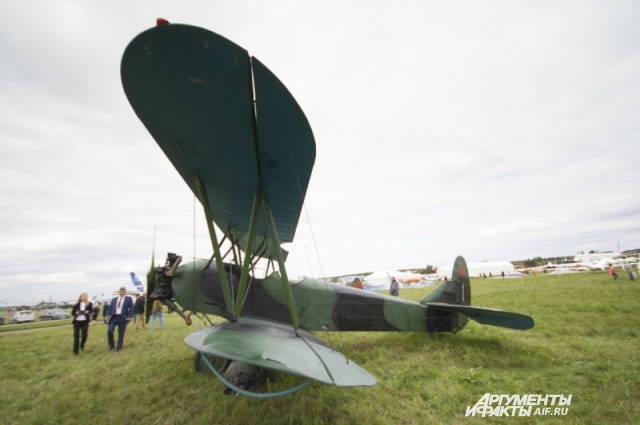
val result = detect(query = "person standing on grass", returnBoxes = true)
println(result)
[132,293,139,325]
[105,287,133,351]
[389,277,399,297]
[102,300,111,324]
[608,264,618,282]
[622,262,635,281]
[71,293,93,355]
[150,300,164,330]
[134,293,146,331]
[91,302,100,322]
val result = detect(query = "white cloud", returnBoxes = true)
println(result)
[0,0,639,304]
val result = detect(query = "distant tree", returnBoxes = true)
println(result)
[523,257,544,267]
[416,265,435,274]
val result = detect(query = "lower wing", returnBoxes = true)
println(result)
[184,317,376,387]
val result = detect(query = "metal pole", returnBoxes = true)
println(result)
[234,190,262,317]
[195,175,234,315]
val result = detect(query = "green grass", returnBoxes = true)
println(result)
[0,319,72,333]
[0,272,638,424]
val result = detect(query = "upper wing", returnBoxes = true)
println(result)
[121,23,315,260]
[184,317,376,387]
[424,303,535,330]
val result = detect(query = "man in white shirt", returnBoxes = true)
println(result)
[105,287,134,351]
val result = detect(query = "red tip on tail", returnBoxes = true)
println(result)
[156,18,170,26]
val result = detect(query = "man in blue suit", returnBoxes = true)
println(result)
[106,287,134,351]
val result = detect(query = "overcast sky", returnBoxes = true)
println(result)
[1,1,638,305]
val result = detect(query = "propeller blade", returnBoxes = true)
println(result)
[145,226,157,324]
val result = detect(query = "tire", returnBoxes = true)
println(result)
[193,352,230,374]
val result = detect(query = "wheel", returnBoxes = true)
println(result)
[193,352,230,374]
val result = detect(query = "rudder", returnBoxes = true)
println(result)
[420,256,471,337]
[420,256,470,306]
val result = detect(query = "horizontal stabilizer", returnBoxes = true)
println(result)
[184,317,376,387]
[424,303,534,330]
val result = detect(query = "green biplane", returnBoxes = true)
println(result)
[121,20,534,396]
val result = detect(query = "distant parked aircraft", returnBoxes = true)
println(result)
[130,272,146,293]
[574,250,622,262]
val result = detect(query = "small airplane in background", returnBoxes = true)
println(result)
[558,251,636,271]
[591,257,637,270]
[542,261,597,272]
[573,250,623,263]
[120,19,534,396]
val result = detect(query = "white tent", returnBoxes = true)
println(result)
[437,261,515,279]
[362,269,402,290]
[362,269,428,290]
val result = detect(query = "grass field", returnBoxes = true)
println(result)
[0,319,71,333]
[1,271,638,424]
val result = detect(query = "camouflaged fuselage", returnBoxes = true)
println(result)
[171,259,437,333]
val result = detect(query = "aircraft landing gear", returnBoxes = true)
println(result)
[196,350,311,398]
[193,351,230,374]
[193,352,268,394]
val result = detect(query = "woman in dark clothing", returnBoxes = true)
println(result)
[71,293,93,355]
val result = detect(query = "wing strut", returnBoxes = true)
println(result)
[234,190,262,318]
[262,194,300,331]
[195,174,234,316]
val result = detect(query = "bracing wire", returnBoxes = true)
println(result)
[198,312,215,327]
[291,156,345,350]
[289,192,317,290]
[290,158,329,284]
[191,311,204,329]
[193,194,197,290]
[240,275,254,312]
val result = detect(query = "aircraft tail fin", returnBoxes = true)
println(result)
[420,256,470,306]
[130,272,145,293]
[419,256,535,334]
